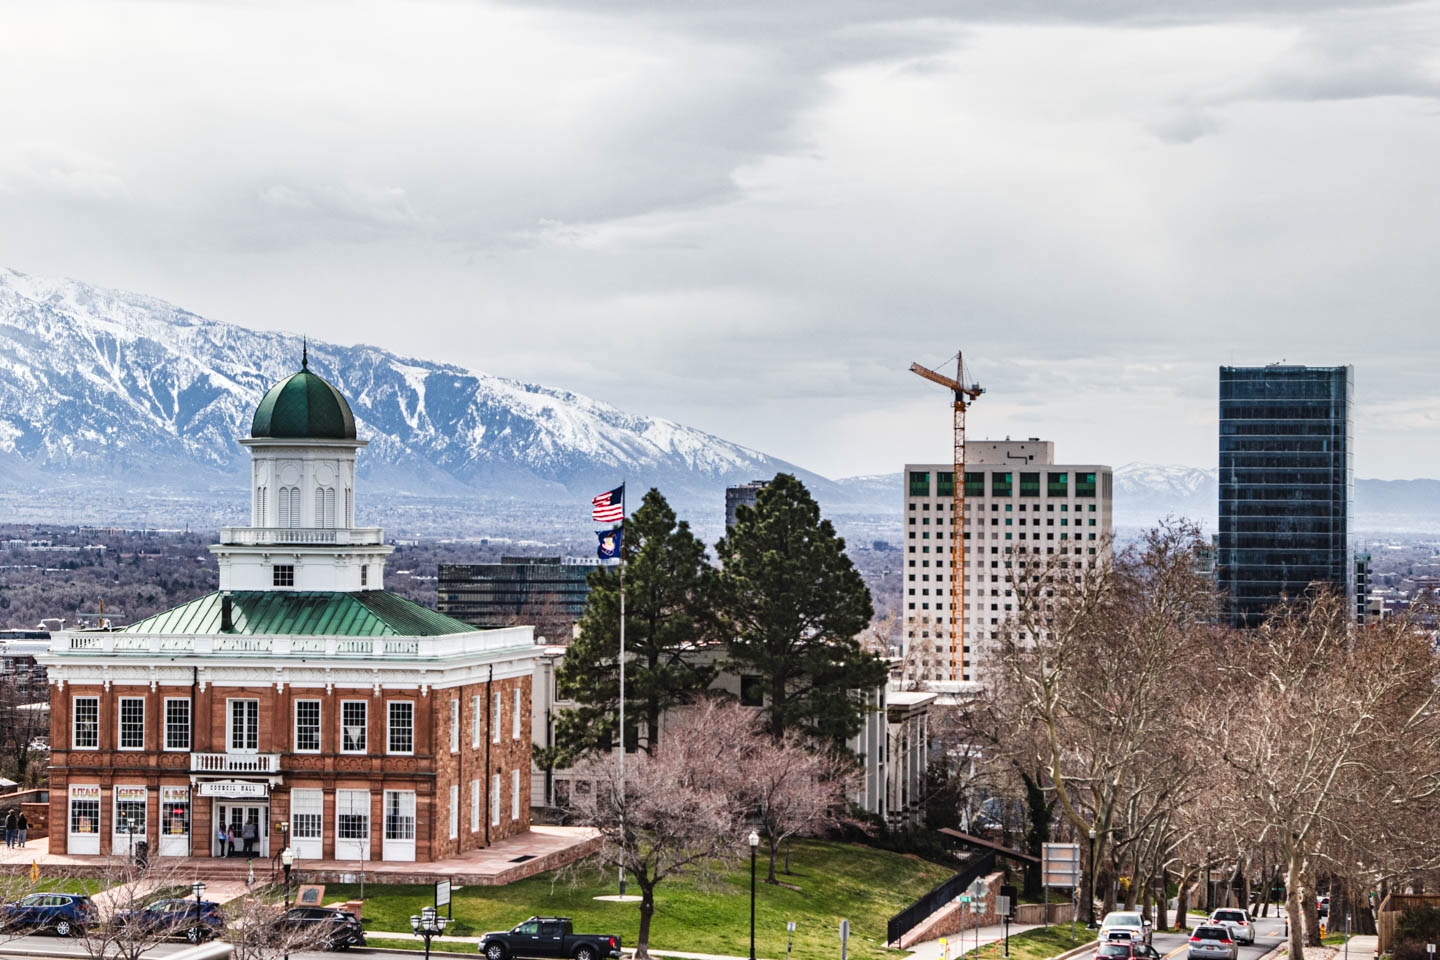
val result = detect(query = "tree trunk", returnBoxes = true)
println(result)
[636,884,657,960]
[1156,868,1171,931]
[1301,871,1322,947]
[1286,847,1307,960]
[767,836,779,884]
[1141,872,1153,926]
[1239,858,1251,913]
[1175,871,1191,932]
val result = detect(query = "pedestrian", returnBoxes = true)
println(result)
[242,818,257,856]
[3,809,14,849]
[216,821,227,857]
[16,811,26,848]
[226,824,237,858]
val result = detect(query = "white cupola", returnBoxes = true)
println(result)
[209,349,394,593]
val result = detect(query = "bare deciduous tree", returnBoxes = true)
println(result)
[743,727,856,884]
[568,699,751,960]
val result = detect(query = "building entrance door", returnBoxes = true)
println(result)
[213,803,269,858]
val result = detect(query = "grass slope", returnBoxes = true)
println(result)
[325,840,952,960]
[953,926,1091,960]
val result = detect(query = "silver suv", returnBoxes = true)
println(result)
[1098,912,1151,946]
[1208,909,1255,945]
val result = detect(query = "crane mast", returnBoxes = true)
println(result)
[908,353,983,682]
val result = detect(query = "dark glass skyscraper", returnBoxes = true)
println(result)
[1218,365,1354,628]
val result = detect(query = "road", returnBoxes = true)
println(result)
[0,932,436,960]
[1147,916,1286,960]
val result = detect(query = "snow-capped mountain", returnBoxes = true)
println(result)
[1112,462,1217,528]
[0,267,841,507]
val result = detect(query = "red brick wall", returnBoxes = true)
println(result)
[48,674,533,860]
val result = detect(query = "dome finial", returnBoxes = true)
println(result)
[302,337,308,370]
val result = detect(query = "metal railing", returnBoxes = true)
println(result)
[218,526,384,546]
[887,850,997,945]
[51,627,535,659]
[191,753,282,774]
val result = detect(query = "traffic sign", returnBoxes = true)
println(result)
[1043,842,1083,889]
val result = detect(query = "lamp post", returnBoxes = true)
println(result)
[748,831,760,960]
[1087,828,1098,929]
[410,905,449,960]
[281,848,295,960]
[192,881,205,942]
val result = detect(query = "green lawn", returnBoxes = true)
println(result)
[323,839,953,960]
[953,926,1090,960]
[8,877,113,897]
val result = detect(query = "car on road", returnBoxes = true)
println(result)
[0,893,94,937]
[1095,941,1166,960]
[1098,911,1152,946]
[115,898,227,943]
[271,907,367,950]
[477,916,622,960]
[1209,908,1256,944]
[1188,924,1239,960]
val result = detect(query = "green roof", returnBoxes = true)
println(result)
[251,364,357,440]
[121,591,476,637]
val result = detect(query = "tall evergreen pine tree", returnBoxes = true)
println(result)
[545,488,717,766]
[715,473,885,749]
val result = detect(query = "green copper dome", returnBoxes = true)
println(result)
[251,354,357,440]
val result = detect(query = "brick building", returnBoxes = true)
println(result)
[37,356,539,861]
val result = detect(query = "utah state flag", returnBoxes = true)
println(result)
[596,526,622,560]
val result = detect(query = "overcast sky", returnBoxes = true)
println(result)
[2,0,1437,480]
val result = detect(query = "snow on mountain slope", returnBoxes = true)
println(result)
[0,267,832,504]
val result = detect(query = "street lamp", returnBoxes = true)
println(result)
[748,831,760,960]
[1087,828,1098,929]
[410,905,449,960]
[192,881,206,940]
[281,849,295,960]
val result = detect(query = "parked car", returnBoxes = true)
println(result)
[1209,908,1256,945]
[271,907,367,951]
[1188,924,1239,960]
[115,898,227,943]
[1095,941,1166,960]
[1098,911,1152,946]
[477,917,622,960]
[0,893,94,937]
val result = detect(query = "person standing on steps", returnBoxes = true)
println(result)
[226,824,238,858]
[16,811,27,848]
[217,821,228,857]
[242,818,257,856]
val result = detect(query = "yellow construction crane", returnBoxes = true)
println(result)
[909,353,983,682]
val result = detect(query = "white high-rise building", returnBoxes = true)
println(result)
[901,440,1113,688]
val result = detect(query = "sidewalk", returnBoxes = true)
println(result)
[905,922,1045,960]
[363,932,773,960]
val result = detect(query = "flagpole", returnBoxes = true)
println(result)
[618,482,626,898]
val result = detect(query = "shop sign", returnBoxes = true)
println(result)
[70,785,100,800]
[115,786,147,803]
[160,786,190,803]
[198,781,268,799]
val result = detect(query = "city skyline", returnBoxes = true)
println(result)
[2,1,1438,480]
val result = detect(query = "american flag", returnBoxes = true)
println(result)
[592,484,625,523]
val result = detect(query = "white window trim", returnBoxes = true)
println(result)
[512,768,521,820]
[449,784,459,840]
[117,696,145,751]
[450,699,459,754]
[163,697,190,752]
[512,688,521,740]
[471,695,481,748]
[491,773,501,826]
[294,699,322,754]
[491,691,501,744]
[340,700,368,754]
[72,696,99,750]
[227,698,260,754]
[386,700,415,756]
[470,779,480,833]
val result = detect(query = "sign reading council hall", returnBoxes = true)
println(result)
[39,354,539,862]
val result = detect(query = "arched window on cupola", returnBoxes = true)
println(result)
[345,488,353,527]
[289,487,302,528]
[255,487,267,526]
[278,487,290,527]
[314,486,336,527]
